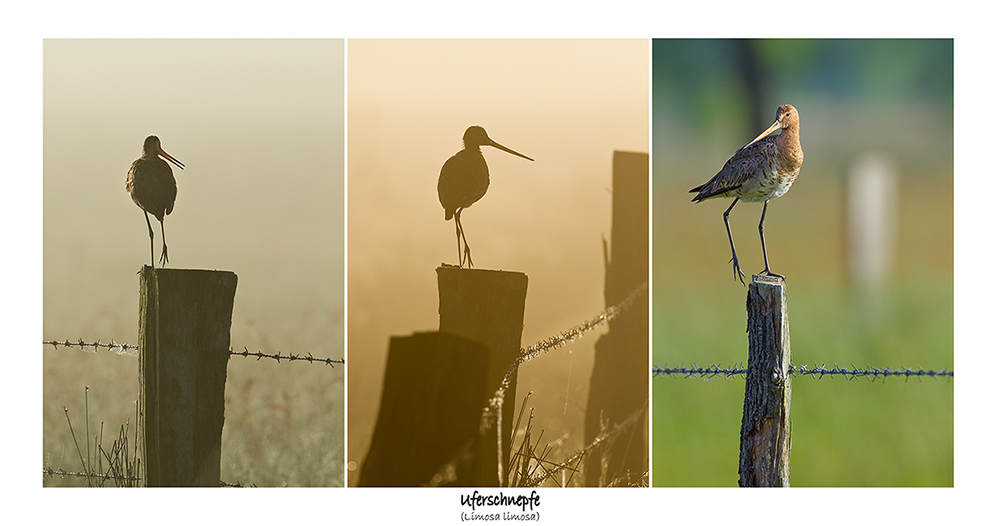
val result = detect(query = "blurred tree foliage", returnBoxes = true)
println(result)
[653,39,953,137]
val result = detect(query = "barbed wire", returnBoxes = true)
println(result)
[519,281,648,364]
[43,340,343,367]
[230,347,344,368]
[652,363,748,379]
[653,363,954,382]
[220,480,257,487]
[482,281,649,433]
[42,468,142,483]
[44,339,139,356]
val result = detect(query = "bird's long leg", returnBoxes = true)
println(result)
[453,217,463,267]
[159,219,169,267]
[722,198,746,285]
[453,209,467,267]
[463,238,473,269]
[143,211,156,268]
[455,210,473,268]
[758,200,784,280]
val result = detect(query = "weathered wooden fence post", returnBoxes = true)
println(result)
[138,266,238,487]
[437,267,528,486]
[584,150,649,486]
[359,332,490,486]
[359,267,528,487]
[739,274,791,487]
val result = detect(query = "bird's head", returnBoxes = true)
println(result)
[462,126,533,161]
[743,104,799,150]
[773,105,798,130]
[143,135,184,170]
[462,126,491,148]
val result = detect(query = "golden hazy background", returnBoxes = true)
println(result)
[346,39,648,484]
[43,39,345,486]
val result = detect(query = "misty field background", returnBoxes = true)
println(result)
[42,40,345,487]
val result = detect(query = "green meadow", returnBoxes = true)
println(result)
[652,145,953,487]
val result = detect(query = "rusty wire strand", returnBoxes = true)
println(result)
[43,340,343,367]
[653,363,954,382]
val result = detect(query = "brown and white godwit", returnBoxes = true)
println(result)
[126,135,184,268]
[690,104,803,284]
[437,126,533,268]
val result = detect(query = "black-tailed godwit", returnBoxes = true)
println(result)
[437,126,533,268]
[690,104,803,284]
[126,135,184,267]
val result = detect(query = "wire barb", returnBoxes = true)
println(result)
[43,339,344,368]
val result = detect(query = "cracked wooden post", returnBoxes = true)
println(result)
[138,266,238,487]
[437,266,528,486]
[738,274,791,487]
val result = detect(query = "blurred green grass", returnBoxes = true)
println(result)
[652,157,953,486]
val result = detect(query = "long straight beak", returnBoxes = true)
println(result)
[741,118,783,150]
[160,149,185,170]
[488,140,534,162]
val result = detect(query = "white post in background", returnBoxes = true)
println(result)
[847,154,898,311]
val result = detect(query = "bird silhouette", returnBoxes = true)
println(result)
[438,126,533,268]
[126,135,184,267]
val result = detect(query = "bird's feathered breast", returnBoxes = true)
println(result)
[438,149,490,219]
[126,156,178,220]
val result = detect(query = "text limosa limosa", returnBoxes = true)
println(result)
[437,126,533,268]
[126,135,184,267]
[690,105,803,284]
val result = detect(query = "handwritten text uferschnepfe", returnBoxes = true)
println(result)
[459,490,541,522]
